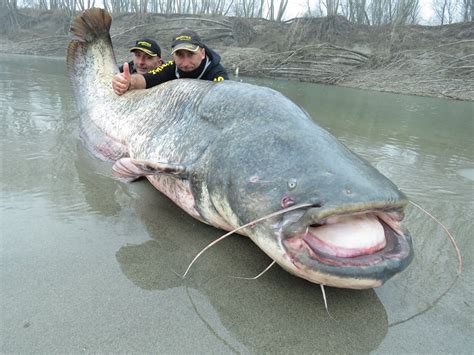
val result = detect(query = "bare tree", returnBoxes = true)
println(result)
[3,0,19,30]
[433,0,458,24]
[345,0,370,24]
[227,0,287,21]
[369,0,385,25]
[275,0,288,21]
[393,0,420,24]
[460,0,472,22]
[304,0,324,17]
[389,0,420,53]
[327,0,337,15]
[3,0,17,9]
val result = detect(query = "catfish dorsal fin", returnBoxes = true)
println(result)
[112,158,188,182]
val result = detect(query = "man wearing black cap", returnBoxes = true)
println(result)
[119,38,163,75]
[112,29,228,96]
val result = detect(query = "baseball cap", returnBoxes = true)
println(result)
[171,29,204,54]
[129,38,161,57]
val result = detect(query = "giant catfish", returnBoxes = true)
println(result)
[67,8,413,289]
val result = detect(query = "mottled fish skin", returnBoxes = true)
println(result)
[67,8,413,289]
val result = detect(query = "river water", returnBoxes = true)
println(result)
[1,54,473,353]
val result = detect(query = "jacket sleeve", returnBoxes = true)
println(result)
[142,61,176,89]
[212,65,229,82]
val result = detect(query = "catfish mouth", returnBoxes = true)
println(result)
[282,208,413,282]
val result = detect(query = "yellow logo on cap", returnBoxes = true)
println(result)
[175,35,192,41]
[138,41,152,47]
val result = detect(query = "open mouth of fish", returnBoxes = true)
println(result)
[282,207,413,280]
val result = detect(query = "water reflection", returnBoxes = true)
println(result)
[115,183,389,353]
[74,142,124,217]
[457,168,474,181]
[1,56,83,222]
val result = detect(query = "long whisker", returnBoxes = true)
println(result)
[182,203,313,278]
[409,200,462,275]
[230,260,276,280]
[320,284,335,320]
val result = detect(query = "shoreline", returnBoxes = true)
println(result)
[1,10,473,101]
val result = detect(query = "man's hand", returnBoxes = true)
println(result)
[112,62,131,96]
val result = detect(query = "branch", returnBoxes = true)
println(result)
[437,40,474,48]
[13,35,68,43]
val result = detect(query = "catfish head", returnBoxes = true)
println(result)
[203,90,413,289]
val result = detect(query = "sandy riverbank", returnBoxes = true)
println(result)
[1,9,473,101]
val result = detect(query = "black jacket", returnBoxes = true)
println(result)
[143,46,228,88]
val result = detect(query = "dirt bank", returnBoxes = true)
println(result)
[1,9,473,101]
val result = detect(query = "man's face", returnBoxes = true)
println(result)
[173,48,205,72]
[132,50,162,74]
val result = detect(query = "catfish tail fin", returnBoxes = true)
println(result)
[67,8,117,85]
[70,7,111,42]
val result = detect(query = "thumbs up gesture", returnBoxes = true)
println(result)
[112,62,131,96]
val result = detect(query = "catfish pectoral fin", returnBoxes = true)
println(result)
[112,158,188,182]
[131,159,188,178]
[112,158,144,182]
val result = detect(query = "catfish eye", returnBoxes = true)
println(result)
[287,178,297,190]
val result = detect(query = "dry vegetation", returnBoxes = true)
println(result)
[1,8,473,101]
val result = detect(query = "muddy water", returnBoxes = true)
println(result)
[1,54,472,353]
